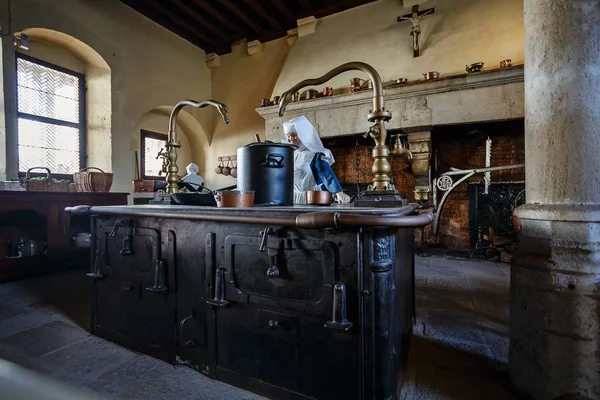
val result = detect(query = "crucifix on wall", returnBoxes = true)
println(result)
[397,5,435,57]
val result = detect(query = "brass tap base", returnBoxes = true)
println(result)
[354,190,408,207]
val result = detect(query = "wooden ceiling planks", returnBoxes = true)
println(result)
[121,0,376,55]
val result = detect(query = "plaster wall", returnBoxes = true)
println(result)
[207,38,290,189]
[272,0,523,97]
[16,40,84,74]
[0,0,211,192]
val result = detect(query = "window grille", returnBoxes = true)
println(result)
[16,53,86,176]
[141,130,167,179]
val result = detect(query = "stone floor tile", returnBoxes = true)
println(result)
[0,320,90,358]
[41,336,138,383]
[0,301,30,322]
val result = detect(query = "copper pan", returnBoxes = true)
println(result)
[422,71,440,80]
[215,190,255,207]
[306,190,332,205]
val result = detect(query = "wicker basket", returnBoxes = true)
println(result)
[25,167,69,192]
[73,167,113,192]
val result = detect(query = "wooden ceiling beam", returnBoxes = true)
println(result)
[244,0,281,29]
[145,1,216,46]
[191,0,240,34]
[218,0,267,36]
[298,0,313,14]
[270,0,296,22]
[124,0,214,51]
[170,0,228,39]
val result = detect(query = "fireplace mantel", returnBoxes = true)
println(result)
[256,66,524,141]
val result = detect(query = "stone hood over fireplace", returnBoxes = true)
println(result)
[256,66,524,141]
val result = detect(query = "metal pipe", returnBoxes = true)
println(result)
[277,62,394,191]
[166,99,230,194]
[278,62,387,121]
[65,206,433,229]
[441,164,525,176]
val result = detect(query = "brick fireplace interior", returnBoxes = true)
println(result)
[327,119,525,253]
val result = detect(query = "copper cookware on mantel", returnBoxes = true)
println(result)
[422,71,440,80]
[306,190,333,205]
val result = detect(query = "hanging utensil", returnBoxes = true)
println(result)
[230,159,237,178]
[222,160,231,176]
[134,151,140,180]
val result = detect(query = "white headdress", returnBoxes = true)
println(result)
[282,116,335,165]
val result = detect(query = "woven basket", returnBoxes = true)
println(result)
[25,167,69,192]
[74,167,113,192]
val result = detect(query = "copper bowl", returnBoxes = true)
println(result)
[422,71,440,80]
[215,190,254,208]
[466,62,484,73]
[306,190,332,205]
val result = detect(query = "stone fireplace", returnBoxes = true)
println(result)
[257,66,525,251]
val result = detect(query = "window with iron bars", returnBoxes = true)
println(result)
[141,130,168,180]
[16,53,86,179]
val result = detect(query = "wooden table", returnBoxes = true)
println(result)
[0,192,128,281]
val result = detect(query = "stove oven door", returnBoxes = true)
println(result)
[92,218,175,362]
[210,232,359,400]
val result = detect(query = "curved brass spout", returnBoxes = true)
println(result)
[278,62,393,191]
[166,99,230,194]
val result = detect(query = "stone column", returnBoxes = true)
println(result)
[510,1,600,399]
[407,131,431,201]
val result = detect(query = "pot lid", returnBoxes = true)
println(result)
[243,140,298,149]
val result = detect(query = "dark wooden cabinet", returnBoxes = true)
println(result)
[0,192,127,281]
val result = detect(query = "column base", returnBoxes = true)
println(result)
[510,204,600,399]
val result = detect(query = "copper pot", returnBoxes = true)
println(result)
[500,59,513,69]
[323,86,333,96]
[306,190,332,205]
[350,77,365,93]
[422,71,440,80]
[215,190,254,207]
[272,96,281,105]
[304,89,318,100]
[260,98,271,107]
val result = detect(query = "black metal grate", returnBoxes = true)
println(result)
[16,55,84,175]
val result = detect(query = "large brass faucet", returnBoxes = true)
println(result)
[278,62,393,191]
[166,99,229,193]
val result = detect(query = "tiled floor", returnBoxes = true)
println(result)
[0,257,514,399]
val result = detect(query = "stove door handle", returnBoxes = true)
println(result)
[325,282,353,331]
[179,311,196,348]
[207,267,229,307]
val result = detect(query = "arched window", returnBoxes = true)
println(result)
[16,53,86,178]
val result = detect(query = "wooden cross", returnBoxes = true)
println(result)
[397,5,435,57]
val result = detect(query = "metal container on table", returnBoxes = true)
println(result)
[237,140,296,206]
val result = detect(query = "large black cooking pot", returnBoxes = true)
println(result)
[237,141,296,205]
